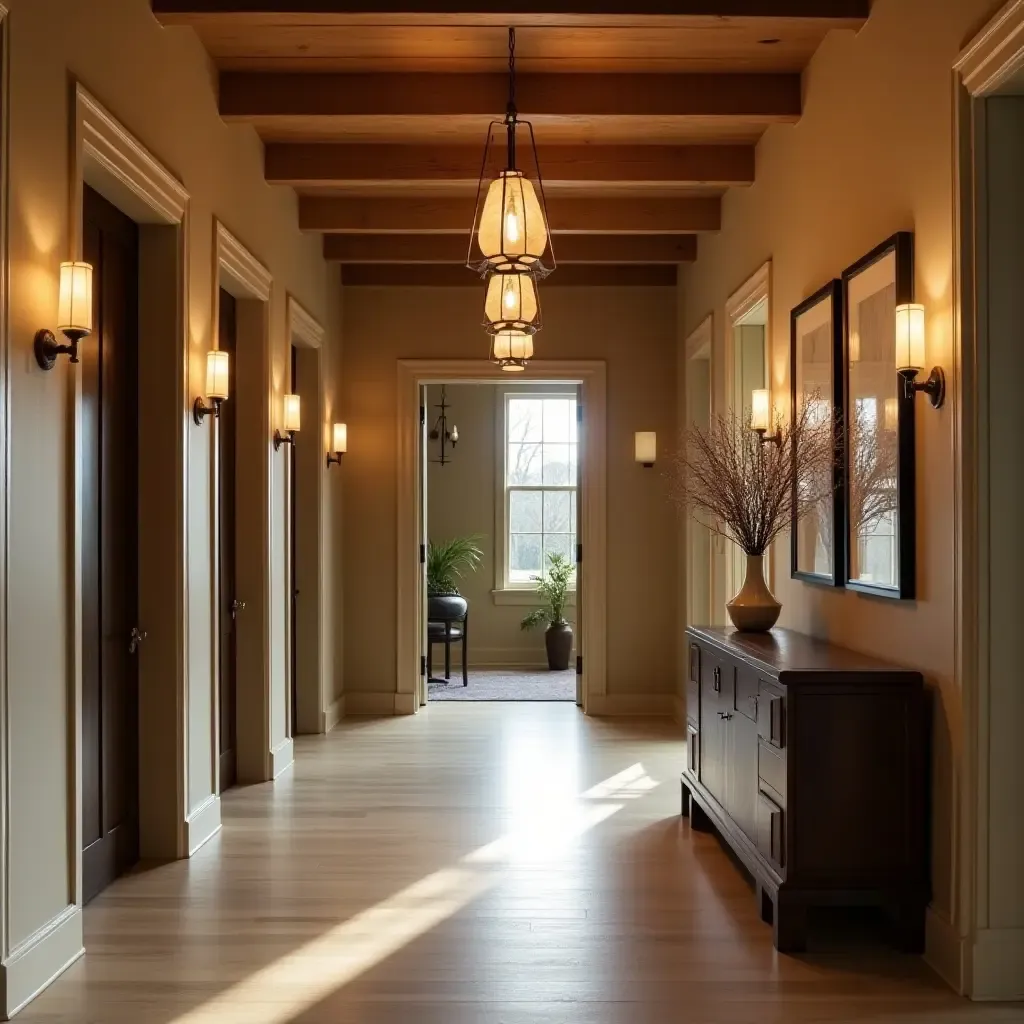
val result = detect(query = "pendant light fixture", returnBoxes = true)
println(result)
[483,270,540,335]
[468,28,554,277]
[490,330,534,372]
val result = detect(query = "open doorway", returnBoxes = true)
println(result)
[422,381,579,702]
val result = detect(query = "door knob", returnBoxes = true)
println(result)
[231,599,246,620]
[129,627,147,654]
[717,711,733,720]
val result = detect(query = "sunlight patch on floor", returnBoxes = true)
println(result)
[170,763,660,1024]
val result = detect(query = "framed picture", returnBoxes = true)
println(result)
[790,280,844,586]
[841,232,916,600]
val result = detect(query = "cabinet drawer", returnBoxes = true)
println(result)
[686,724,699,778]
[735,667,759,722]
[758,741,786,801]
[756,791,785,869]
[757,683,786,750]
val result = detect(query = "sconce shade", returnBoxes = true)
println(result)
[884,397,899,431]
[895,303,926,371]
[332,422,348,454]
[57,262,93,336]
[478,171,548,271]
[484,271,538,333]
[206,350,230,401]
[750,388,771,432]
[283,393,301,433]
[634,431,657,467]
[491,330,533,371]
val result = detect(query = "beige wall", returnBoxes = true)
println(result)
[1,0,343,1006]
[343,285,677,698]
[678,0,998,979]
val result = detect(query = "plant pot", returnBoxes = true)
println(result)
[545,622,573,671]
[427,594,468,622]
[726,554,781,632]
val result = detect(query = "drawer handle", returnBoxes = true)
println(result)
[717,711,733,721]
[713,666,721,692]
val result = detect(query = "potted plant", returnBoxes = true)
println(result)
[427,535,483,622]
[672,397,838,632]
[520,552,575,670]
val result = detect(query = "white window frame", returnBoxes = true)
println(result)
[493,384,578,606]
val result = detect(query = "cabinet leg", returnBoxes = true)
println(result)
[689,796,713,832]
[773,892,808,953]
[757,883,773,925]
[680,779,690,817]
[886,897,925,953]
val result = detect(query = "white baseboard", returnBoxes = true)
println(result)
[394,691,418,715]
[970,927,1024,1000]
[925,905,965,994]
[586,693,676,716]
[271,737,294,778]
[345,691,400,716]
[323,695,344,732]
[0,904,83,1019]
[185,793,222,855]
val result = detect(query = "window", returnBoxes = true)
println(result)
[502,393,578,588]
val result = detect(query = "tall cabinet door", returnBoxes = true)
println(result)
[699,652,726,806]
[218,289,238,790]
[81,185,141,903]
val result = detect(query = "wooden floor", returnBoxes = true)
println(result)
[20,704,1024,1023]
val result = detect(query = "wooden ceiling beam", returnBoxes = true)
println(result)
[323,233,696,263]
[340,264,679,287]
[221,71,801,120]
[299,195,721,233]
[154,2,869,22]
[266,144,754,186]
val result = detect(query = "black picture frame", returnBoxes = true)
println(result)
[841,231,916,600]
[790,280,844,587]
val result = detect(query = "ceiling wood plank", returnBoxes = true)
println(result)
[266,143,755,186]
[340,264,679,286]
[220,71,801,119]
[300,195,721,233]
[323,233,696,262]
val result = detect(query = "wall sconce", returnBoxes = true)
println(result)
[193,350,230,425]
[751,388,782,446]
[634,431,656,468]
[327,422,347,467]
[35,262,93,370]
[895,303,944,408]
[274,393,301,450]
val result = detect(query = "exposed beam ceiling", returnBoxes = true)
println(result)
[299,195,721,233]
[340,264,679,287]
[221,72,801,144]
[267,144,755,188]
[323,233,696,262]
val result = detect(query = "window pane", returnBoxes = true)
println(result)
[570,491,577,528]
[543,443,571,484]
[510,533,542,581]
[543,490,572,532]
[510,490,542,533]
[569,443,578,484]
[543,399,572,443]
[569,399,578,442]
[544,533,574,567]
[507,443,542,485]
[508,399,543,443]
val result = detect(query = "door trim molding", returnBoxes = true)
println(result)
[395,359,607,713]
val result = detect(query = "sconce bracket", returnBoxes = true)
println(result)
[274,430,295,452]
[193,396,223,426]
[326,452,344,468]
[755,428,783,447]
[900,367,945,409]
[34,329,81,371]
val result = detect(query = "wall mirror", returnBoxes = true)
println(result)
[841,232,915,600]
[790,280,843,586]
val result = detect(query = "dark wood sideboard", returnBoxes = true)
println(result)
[682,626,928,953]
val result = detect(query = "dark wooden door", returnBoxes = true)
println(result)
[218,289,238,790]
[699,652,726,806]
[726,707,759,842]
[289,344,298,736]
[81,185,140,903]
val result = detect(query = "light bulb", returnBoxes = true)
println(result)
[503,282,517,310]
[504,195,520,244]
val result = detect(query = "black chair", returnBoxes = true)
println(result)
[427,609,468,687]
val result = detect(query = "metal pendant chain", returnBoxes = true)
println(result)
[505,27,518,169]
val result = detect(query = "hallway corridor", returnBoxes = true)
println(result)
[19,706,1022,1024]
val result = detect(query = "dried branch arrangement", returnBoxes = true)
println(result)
[672,396,840,557]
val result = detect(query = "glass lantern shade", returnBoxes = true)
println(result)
[205,350,230,402]
[895,303,926,371]
[750,389,771,432]
[484,271,539,333]
[57,261,93,337]
[477,171,548,272]
[634,432,657,467]
[490,330,534,372]
[282,393,301,433]
[332,422,348,455]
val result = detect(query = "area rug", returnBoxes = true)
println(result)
[428,668,576,702]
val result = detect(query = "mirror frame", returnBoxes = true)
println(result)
[841,231,916,600]
[790,280,844,587]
